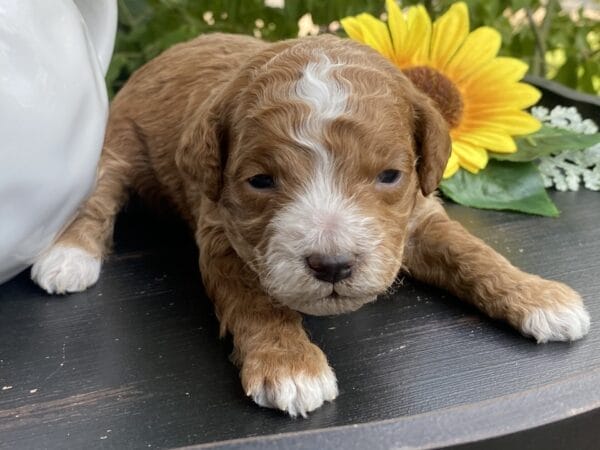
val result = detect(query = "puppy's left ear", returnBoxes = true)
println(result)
[410,90,452,196]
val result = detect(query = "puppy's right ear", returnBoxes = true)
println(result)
[176,42,293,202]
[176,90,229,204]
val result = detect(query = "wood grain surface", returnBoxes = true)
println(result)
[0,190,599,449]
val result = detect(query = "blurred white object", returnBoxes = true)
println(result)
[533,106,600,192]
[0,0,117,283]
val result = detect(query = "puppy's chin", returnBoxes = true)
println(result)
[277,294,378,316]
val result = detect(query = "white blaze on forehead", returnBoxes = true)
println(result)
[281,53,363,255]
[293,54,348,153]
[295,54,348,121]
[291,52,349,212]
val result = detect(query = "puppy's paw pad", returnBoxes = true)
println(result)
[31,246,101,294]
[522,302,590,343]
[247,367,338,418]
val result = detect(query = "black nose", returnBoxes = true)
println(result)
[306,254,354,283]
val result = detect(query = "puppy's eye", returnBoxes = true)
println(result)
[248,174,276,189]
[376,169,402,185]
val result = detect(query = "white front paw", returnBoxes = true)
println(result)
[521,302,591,343]
[247,367,338,418]
[31,245,101,294]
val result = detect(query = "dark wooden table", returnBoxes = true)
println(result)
[1,189,599,450]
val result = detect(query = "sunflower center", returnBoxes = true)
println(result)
[403,66,464,129]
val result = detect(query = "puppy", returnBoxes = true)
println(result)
[31,33,590,417]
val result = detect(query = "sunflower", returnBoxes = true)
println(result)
[341,1,542,178]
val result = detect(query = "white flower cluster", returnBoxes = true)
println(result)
[532,105,600,191]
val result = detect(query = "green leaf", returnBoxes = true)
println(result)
[439,160,559,217]
[489,125,600,162]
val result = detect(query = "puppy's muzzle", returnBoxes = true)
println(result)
[306,253,355,284]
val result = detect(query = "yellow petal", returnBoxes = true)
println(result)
[456,128,517,153]
[452,140,489,172]
[467,82,542,111]
[341,17,366,43]
[461,110,541,135]
[403,5,432,66]
[446,27,501,83]
[458,159,480,173]
[430,2,469,70]
[385,0,407,56]
[354,13,395,60]
[463,57,529,88]
[443,151,460,178]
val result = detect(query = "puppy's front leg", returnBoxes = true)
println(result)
[404,197,590,343]
[198,227,337,417]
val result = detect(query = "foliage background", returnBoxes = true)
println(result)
[108,0,600,97]
[107,0,600,217]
